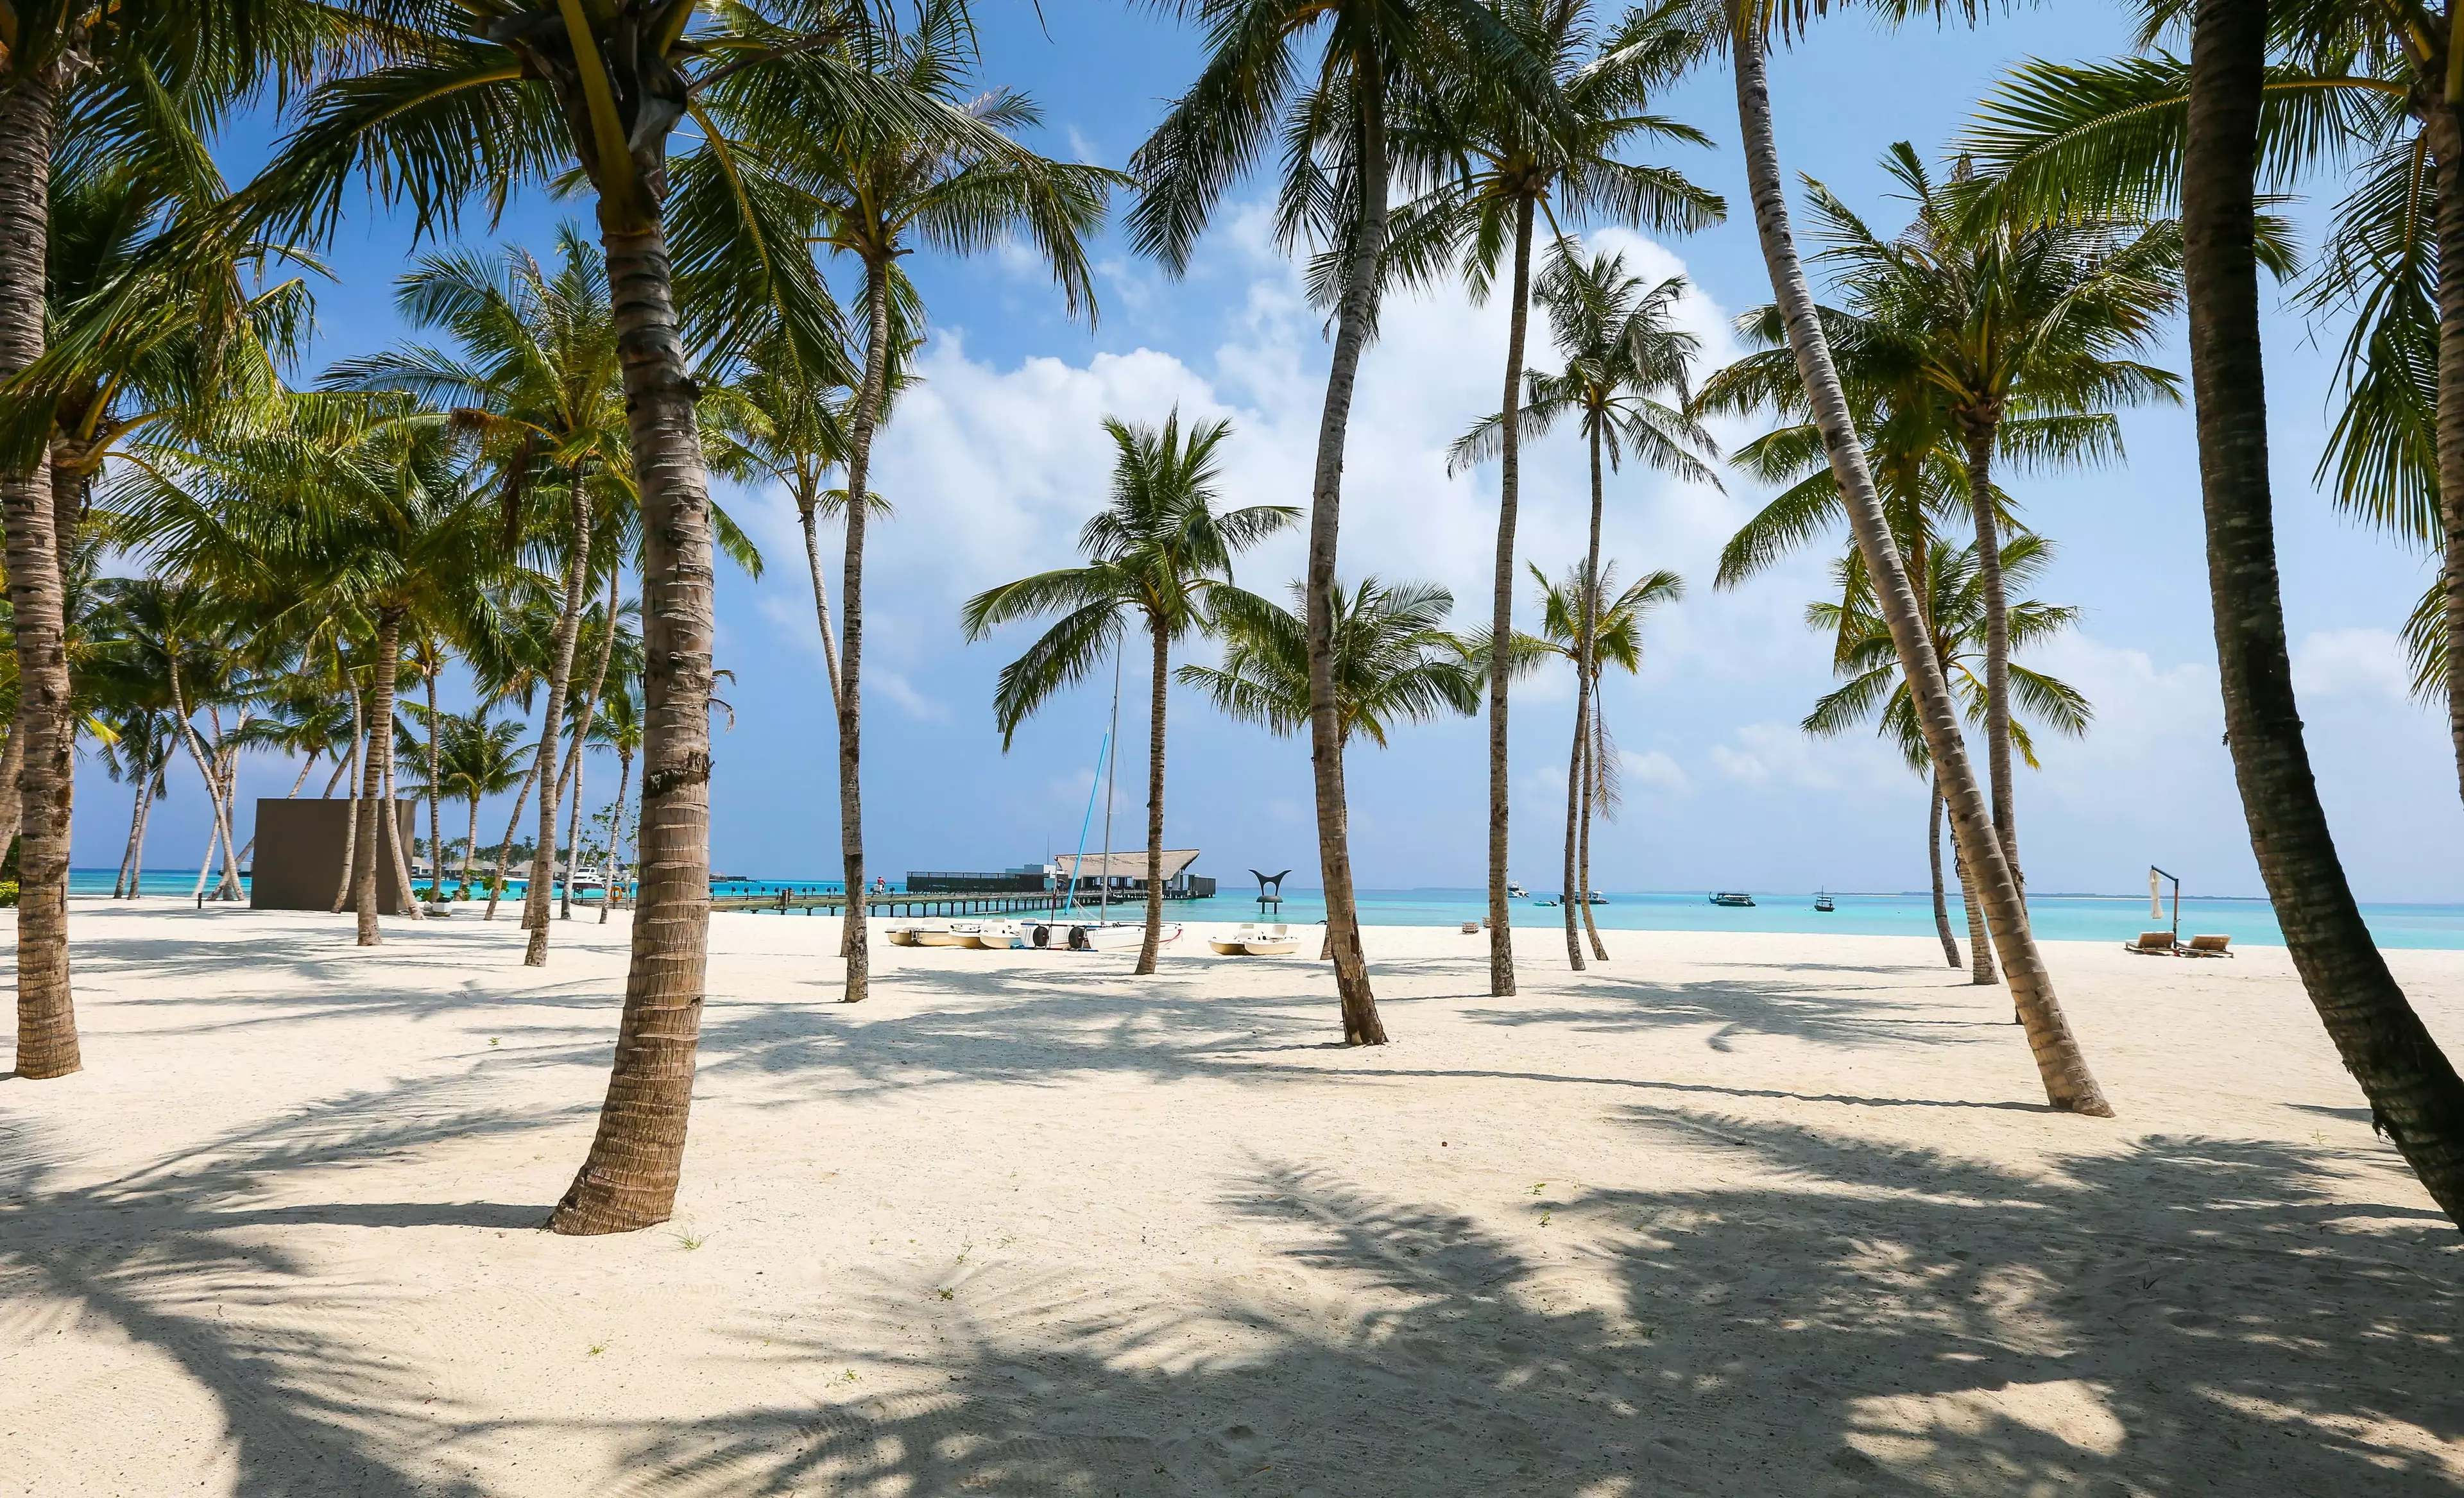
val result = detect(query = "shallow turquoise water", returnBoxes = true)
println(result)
[76,871,2464,950]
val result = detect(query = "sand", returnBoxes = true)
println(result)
[1,902,2458,1496]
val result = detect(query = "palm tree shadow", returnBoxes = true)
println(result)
[599,1129,2458,1497]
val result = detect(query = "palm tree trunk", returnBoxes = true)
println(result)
[354,610,405,945]
[800,492,844,709]
[1960,425,2023,892]
[836,259,890,998]
[128,780,151,898]
[2424,107,2464,810]
[561,737,588,921]
[1952,838,1995,985]
[1580,690,1608,961]
[168,659,241,911]
[1728,14,2107,1114]
[0,60,76,1078]
[115,778,144,899]
[425,654,444,902]
[1486,193,1539,998]
[333,666,365,913]
[214,747,244,901]
[601,749,632,925]
[1561,686,1586,972]
[1136,613,1170,975]
[463,796,480,898]
[557,568,620,922]
[550,213,720,1236]
[524,475,592,961]
[381,715,423,923]
[1929,771,1960,969]
[2182,0,2464,1225]
[482,761,536,921]
[1575,416,1611,966]
[1306,64,1390,1044]
[0,730,23,883]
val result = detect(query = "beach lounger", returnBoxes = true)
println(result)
[2125,931,2176,955]
[2180,933,2234,958]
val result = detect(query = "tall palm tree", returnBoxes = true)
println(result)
[783,0,1121,999]
[415,708,530,898]
[326,229,629,962]
[963,413,1296,975]
[1527,561,1682,963]
[1802,534,2088,980]
[2176,0,2464,1228]
[1791,142,2178,892]
[246,0,989,1236]
[1132,0,1552,1043]
[1702,0,2109,1115]
[1390,0,1720,996]
[1457,248,1718,964]
[0,0,339,1079]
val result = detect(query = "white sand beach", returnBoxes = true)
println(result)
[3,905,2458,1495]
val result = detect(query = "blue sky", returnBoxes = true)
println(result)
[86,2,2464,903]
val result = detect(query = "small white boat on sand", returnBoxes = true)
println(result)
[963,922,1024,949]
[886,924,925,947]
[1210,923,1298,957]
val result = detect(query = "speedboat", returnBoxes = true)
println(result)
[1508,882,1528,899]
[1584,891,1608,905]
[1209,922,1298,956]
[1709,892,1755,908]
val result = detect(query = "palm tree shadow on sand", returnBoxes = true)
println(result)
[598,1128,2456,1497]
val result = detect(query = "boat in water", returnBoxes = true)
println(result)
[1709,891,1756,908]
[1813,890,1835,912]
[1508,881,1528,899]
[1209,922,1297,957]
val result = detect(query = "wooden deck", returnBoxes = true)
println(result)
[708,888,1206,919]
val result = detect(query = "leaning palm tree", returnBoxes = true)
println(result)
[593,685,643,924]
[1692,0,2109,1116]
[2171,0,2464,1228]
[963,413,1297,975]
[1386,0,1721,996]
[1132,0,1554,1043]
[1528,561,1682,965]
[1457,248,1719,964]
[1803,535,2089,982]
[1792,142,2178,892]
[785,0,1122,1000]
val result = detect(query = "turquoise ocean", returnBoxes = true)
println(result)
[87,869,2464,950]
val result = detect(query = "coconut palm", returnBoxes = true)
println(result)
[2169,0,2464,1227]
[1803,535,2088,976]
[1528,561,1682,964]
[1131,0,1559,1043]
[1457,248,1718,964]
[0,0,343,1080]
[243,0,1005,1235]
[1386,0,1719,996]
[1788,143,2177,892]
[97,708,175,899]
[325,229,629,960]
[782,0,1122,1000]
[1688,0,2109,1116]
[412,709,530,898]
[593,685,643,924]
[963,413,1297,975]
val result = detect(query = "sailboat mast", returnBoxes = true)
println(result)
[1097,646,1123,924]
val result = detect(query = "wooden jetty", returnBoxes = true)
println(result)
[710,887,1083,919]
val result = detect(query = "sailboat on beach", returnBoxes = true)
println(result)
[1037,650,1181,955]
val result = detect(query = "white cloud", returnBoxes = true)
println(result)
[2290,626,2414,706]
[1621,748,1691,796]
[1708,720,1897,790]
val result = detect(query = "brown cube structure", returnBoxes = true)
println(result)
[248,799,420,914]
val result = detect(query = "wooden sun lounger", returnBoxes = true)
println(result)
[2180,933,2234,958]
[2125,931,2177,955]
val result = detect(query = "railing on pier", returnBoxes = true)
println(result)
[708,885,1212,918]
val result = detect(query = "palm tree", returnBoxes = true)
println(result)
[2175,0,2464,1228]
[326,229,629,961]
[1528,561,1682,964]
[1802,535,2088,979]
[1702,0,2109,1117]
[963,413,1297,975]
[415,709,530,898]
[1132,0,1555,1043]
[0,0,338,1080]
[783,0,1121,999]
[246,0,993,1236]
[1389,0,1719,997]
[594,685,643,924]
[1457,248,1718,965]
[1788,142,2177,893]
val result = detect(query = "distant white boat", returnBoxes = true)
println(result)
[966,922,1025,949]
[1508,882,1529,899]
